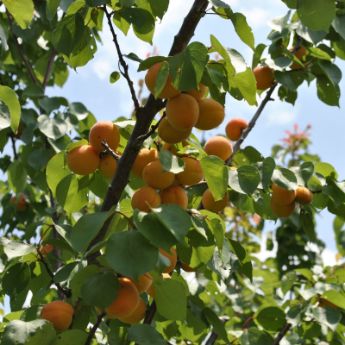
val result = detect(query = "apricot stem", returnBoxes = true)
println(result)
[101,140,121,160]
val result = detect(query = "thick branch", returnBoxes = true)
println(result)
[272,323,292,345]
[84,312,106,345]
[227,83,277,165]
[87,0,209,257]
[103,5,140,112]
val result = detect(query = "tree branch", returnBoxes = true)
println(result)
[42,49,56,89]
[134,112,166,145]
[143,301,157,324]
[103,5,140,112]
[87,0,209,258]
[10,135,18,159]
[272,323,292,345]
[226,83,277,165]
[84,312,106,345]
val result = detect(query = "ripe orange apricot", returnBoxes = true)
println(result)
[158,117,191,144]
[160,185,188,209]
[176,157,203,186]
[225,118,249,141]
[67,144,100,175]
[295,186,313,204]
[187,83,208,100]
[204,136,233,161]
[133,273,153,293]
[89,121,120,153]
[202,188,229,213]
[159,247,177,274]
[10,193,27,211]
[118,298,146,324]
[291,46,308,70]
[132,148,158,177]
[145,62,180,99]
[271,199,295,217]
[142,160,175,190]
[40,301,74,331]
[166,94,199,131]
[99,155,117,179]
[195,98,225,130]
[106,277,140,319]
[131,186,161,213]
[271,183,296,205]
[253,65,275,90]
[38,243,54,256]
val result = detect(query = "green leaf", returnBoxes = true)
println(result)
[69,212,110,253]
[228,239,246,262]
[300,161,314,184]
[315,162,337,178]
[127,325,165,345]
[105,231,158,279]
[322,290,345,310]
[230,12,255,49]
[3,0,34,29]
[56,174,88,213]
[0,85,21,134]
[231,68,257,105]
[155,278,187,320]
[2,320,56,345]
[109,71,120,84]
[237,165,261,195]
[316,76,340,106]
[53,330,88,345]
[3,263,31,296]
[262,157,275,189]
[203,308,228,341]
[333,15,345,40]
[272,167,297,189]
[38,115,69,140]
[0,238,36,260]
[153,61,169,98]
[7,160,26,193]
[147,0,169,19]
[81,271,119,308]
[256,306,286,331]
[200,156,228,201]
[312,306,342,331]
[159,149,184,173]
[46,152,70,196]
[240,328,273,345]
[297,0,336,31]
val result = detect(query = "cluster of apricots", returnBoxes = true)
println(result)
[270,183,313,217]
[67,121,120,178]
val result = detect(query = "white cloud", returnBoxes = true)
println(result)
[266,109,297,126]
[91,59,113,80]
[240,8,271,29]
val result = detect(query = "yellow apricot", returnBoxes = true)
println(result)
[41,301,74,331]
[142,160,175,190]
[166,94,199,131]
[131,186,161,213]
[225,118,248,141]
[10,193,27,211]
[195,98,225,130]
[145,62,180,99]
[67,144,100,175]
[271,199,295,217]
[295,186,313,204]
[253,65,275,90]
[38,243,54,256]
[159,247,177,274]
[106,277,140,319]
[291,46,308,70]
[271,183,296,205]
[132,148,158,177]
[160,185,188,209]
[118,298,146,324]
[99,155,118,179]
[201,188,229,213]
[204,136,233,161]
[176,157,203,186]
[158,117,191,144]
[133,273,153,293]
[89,121,120,153]
[187,84,208,100]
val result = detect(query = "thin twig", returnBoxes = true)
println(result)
[272,323,292,345]
[37,249,71,298]
[134,112,166,144]
[84,312,106,345]
[10,135,18,159]
[42,49,56,89]
[143,301,156,324]
[101,140,121,160]
[103,5,140,112]
[227,83,277,165]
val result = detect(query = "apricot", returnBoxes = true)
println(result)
[38,243,54,256]
[253,65,275,90]
[132,148,158,177]
[99,155,117,179]
[118,298,146,324]
[131,186,161,213]
[133,273,153,293]
[67,144,100,175]
[204,136,233,161]
[41,301,74,331]
[295,186,313,204]
[176,157,203,186]
[291,46,308,70]
[159,247,177,274]
[160,185,188,209]
[202,188,229,213]
[106,277,140,319]
[271,183,296,205]
[166,94,199,131]
[225,118,249,141]
[142,160,175,190]
[10,193,27,211]
[195,98,225,130]
[89,121,120,153]
[271,199,295,217]
[158,117,191,144]
[187,83,208,100]
[145,62,180,99]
